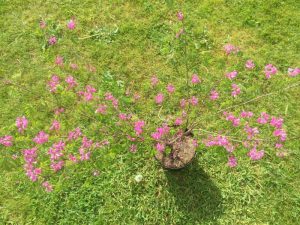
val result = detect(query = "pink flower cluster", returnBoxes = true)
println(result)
[0,135,13,147]
[189,96,198,106]
[96,104,107,114]
[191,74,200,84]
[224,44,239,55]
[48,36,57,45]
[104,92,119,109]
[288,68,300,77]
[151,76,159,86]
[151,125,170,140]
[42,181,53,192]
[167,84,175,93]
[257,112,269,124]
[226,71,238,80]
[155,93,164,104]
[134,120,145,136]
[240,111,253,118]
[119,113,131,121]
[48,75,60,92]
[177,11,184,21]
[79,136,93,161]
[33,131,49,144]
[78,85,97,101]
[23,147,42,181]
[65,76,77,89]
[244,124,259,140]
[264,64,277,79]
[55,56,63,66]
[245,60,255,69]
[210,90,219,100]
[224,112,240,127]
[231,84,241,97]
[48,141,65,172]
[248,148,264,160]
[68,127,82,141]
[67,18,76,30]
[16,116,28,133]
[203,135,235,153]
[50,120,60,131]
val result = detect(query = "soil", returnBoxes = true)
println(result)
[155,135,196,169]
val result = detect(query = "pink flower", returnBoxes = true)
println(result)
[134,120,145,136]
[42,181,53,192]
[167,84,175,93]
[33,131,49,144]
[224,44,239,55]
[270,117,283,129]
[119,113,130,121]
[50,120,60,131]
[78,85,97,101]
[226,71,238,80]
[16,116,28,133]
[191,74,201,84]
[245,60,255,69]
[151,125,170,140]
[240,111,253,118]
[273,129,287,142]
[275,143,283,149]
[48,36,57,45]
[70,63,78,70]
[96,104,107,114]
[155,93,164,104]
[288,68,300,77]
[39,20,46,29]
[151,76,159,86]
[203,135,234,153]
[51,161,65,172]
[175,117,183,126]
[23,147,41,181]
[231,84,241,97]
[264,64,277,79]
[156,143,165,152]
[210,90,219,100]
[257,112,269,124]
[248,148,264,161]
[224,112,240,127]
[177,11,184,21]
[0,135,13,147]
[54,107,65,115]
[192,139,198,147]
[244,125,259,140]
[228,156,237,167]
[67,19,76,30]
[68,127,82,141]
[180,99,187,108]
[48,75,60,93]
[189,96,198,106]
[65,75,77,89]
[55,56,63,66]
[69,154,78,163]
[130,144,137,153]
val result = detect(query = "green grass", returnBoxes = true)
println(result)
[0,0,300,224]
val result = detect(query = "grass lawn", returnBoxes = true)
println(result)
[0,0,300,224]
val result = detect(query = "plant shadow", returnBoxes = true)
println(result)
[164,157,224,224]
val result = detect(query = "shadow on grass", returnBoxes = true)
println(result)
[165,157,224,224]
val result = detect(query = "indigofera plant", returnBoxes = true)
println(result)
[1,12,299,192]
